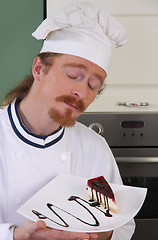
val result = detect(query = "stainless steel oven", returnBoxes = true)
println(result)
[78,113,158,240]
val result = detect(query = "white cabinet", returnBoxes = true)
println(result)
[47,0,158,15]
[107,16,158,85]
[47,0,158,112]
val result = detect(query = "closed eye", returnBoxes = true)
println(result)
[88,77,103,91]
[67,74,78,79]
[65,66,85,80]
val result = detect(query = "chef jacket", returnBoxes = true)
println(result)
[0,100,135,240]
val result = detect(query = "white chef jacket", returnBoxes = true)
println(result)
[0,100,135,240]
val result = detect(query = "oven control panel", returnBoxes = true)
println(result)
[120,120,145,138]
[78,113,158,147]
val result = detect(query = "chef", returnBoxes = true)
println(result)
[0,2,135,240]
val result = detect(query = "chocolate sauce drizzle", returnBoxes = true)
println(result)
[89,178,113,217]
[68,196,99,226]
[32,209,69,227]
[32,195,112,229]
[90,189,112,217]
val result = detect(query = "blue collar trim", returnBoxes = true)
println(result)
[8,101,65,148]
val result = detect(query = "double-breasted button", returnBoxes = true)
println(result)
[61,154,67,161]
[15,152,23,158]
[15,197,23,204]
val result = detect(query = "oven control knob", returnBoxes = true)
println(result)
[89,123,104,135]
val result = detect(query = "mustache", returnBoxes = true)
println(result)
[56,95,85,112]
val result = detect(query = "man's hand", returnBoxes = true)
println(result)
[13,220,113,240]
[13,220,93,240]
[89,231,113,240]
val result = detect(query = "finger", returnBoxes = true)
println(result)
[32,227,90,240]
[57,230,90,240]
[90,231,113,240]
[88,232,98,239]
[24,220,46,235]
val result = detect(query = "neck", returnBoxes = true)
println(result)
[18,98,60,136]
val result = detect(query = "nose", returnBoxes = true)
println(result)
[71,82,87,99]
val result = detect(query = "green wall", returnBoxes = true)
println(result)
[0,0,44,104]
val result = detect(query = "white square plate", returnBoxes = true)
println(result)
[18,174,147,232]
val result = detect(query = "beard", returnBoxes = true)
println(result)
[48,95,85,127]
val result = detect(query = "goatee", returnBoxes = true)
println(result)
[48,95,85,127]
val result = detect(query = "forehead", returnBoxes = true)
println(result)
[54,54,107,79]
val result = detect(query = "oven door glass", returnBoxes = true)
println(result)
[122,177,158,219]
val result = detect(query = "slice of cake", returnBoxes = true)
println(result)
[87,176,118,214]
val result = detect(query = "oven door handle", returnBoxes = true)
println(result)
[116,157,158,163]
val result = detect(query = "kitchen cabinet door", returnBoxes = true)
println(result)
[107,16,158,86]
[47,0,158,16]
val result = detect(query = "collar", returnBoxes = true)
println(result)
[7,100,65,148]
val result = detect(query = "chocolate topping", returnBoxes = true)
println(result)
[87,176,115,202]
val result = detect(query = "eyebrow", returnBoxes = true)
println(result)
[63,63,87,70]
[63,63,105,85]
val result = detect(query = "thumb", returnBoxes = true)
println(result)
[25,220,47,235]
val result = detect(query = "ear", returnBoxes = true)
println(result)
[32,57,44,81]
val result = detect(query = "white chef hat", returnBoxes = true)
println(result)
[32,2,127,74]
